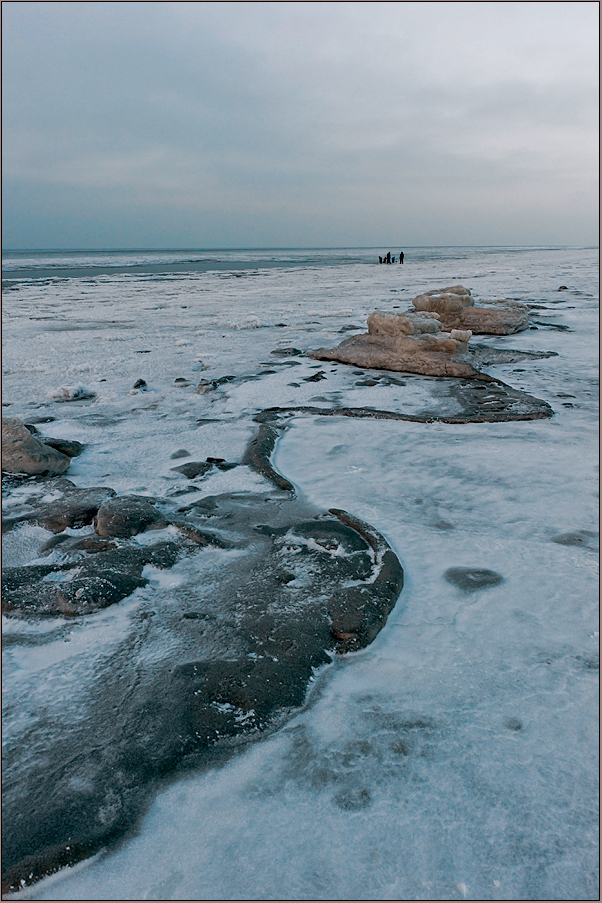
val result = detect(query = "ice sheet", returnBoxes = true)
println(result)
[2,247,598,900]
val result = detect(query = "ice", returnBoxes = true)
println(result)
[307,307,354,317]
[46,384,96,402]
[226,314,263,329]
[2,247,598,900]
[2,523,54,567]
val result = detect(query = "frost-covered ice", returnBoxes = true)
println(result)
[2,247,599,900]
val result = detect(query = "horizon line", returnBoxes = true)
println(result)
[2,244,599,253]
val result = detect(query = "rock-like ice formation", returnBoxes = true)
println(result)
[313,332,480,377]
[1,417,71,475]
[412,284,529,334]
[367,310,442,336]
[313,303,479,377]
[413,284,474,314]
[312,284,534,374]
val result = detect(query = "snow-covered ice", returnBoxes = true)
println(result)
[2,247,598,900]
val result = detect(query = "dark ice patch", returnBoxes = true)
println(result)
[1,496,403,893]
[552,530,598,550]
[303,370,327,382]
[170,448,191,459]
[2,484,116,534]
[171,461,213,479]
[39,437,84,457]
[506,718,523,732]
[334,787,372,810]
[574,654,599,672]
[531,320,570,331]
[2,543,182,618]
[444,567,504,592]
[242,422,294,491]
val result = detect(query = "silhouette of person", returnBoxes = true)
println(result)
[399,251,404,264]
[378,256,383,264]
[386,251,391,264]
[392,256,396,263]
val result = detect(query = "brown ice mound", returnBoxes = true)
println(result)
[367,310,442,336]
[312,331,481,378]
[313,306,478,377]
[412,284,529,335]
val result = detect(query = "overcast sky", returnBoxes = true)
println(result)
[2,1,599,249]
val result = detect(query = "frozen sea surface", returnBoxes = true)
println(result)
[2,247,599,900]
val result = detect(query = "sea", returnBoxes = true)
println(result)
[2,246,599,900]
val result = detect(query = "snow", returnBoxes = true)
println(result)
[2,247,598,900]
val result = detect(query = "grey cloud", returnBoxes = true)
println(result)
[2,1,598,247]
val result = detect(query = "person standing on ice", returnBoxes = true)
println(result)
[399,251,404,263]
[386,251,391,263]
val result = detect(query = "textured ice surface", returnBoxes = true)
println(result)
[2,247,598,900]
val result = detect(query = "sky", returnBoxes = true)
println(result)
[2,1,599,249]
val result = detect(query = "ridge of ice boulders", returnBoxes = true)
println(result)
[312,284,531,376]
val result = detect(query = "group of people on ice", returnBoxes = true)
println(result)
[378,251,404,264]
